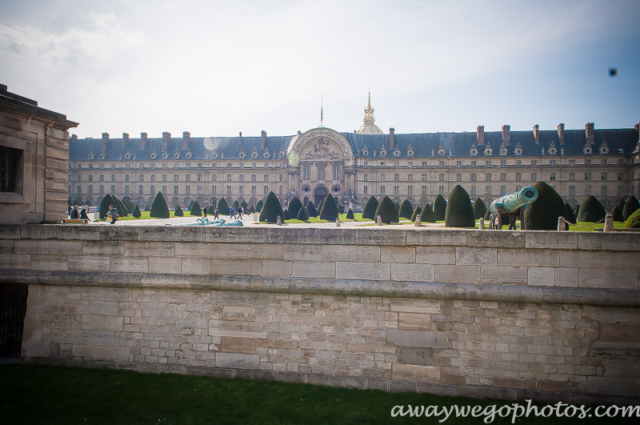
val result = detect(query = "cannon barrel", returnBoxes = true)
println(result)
[489,186,538,214]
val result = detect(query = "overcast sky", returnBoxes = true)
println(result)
[2,0,639,139]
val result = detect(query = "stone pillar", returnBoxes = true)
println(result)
[335,219,340,227]
[377,216,383,226]
[414,216,421,226]
[604,214,614,232]
[557,216,566,231]
[479,217,485,230]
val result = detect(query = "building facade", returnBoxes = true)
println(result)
[68,98,640,212]
[1,84,78,224]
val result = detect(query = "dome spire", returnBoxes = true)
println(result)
[363,89,375,125]
[356,90,383,134]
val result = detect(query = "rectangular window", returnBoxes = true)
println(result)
[185,186,190,195]
[422,186,427,196]
[422,161,427,167]
[198,185,203,194]
[394,186,399,195]
[422,174,427,182]
[394,161,399,168]
[212,186,216,195]
[364,174,368,182]
[569,186,575,196]
[150,185,154,194]
[569,172,575,181]
[394,174,399,181]
[549,160,556,166]
[439,161,445,166]
[381,174,386,181]
[124,185,129,194]
[111,185,115,194]
[239,186,243,195]
[363,185,368,195]
[531,173,537,181]
[174,186,178,194]
[471,186,476,197]
[279,186,282,195]
[585,173,591,181]
[618,186,623,196]
[586,186,591,195]
[471,161,477,167]
[585,159,591,166]
[162,185,167,194]
[408,174,413,181]
[486,161,491,167]
[88,185,92,194]
[500,160,506,167]
[602,186,607,196]
[333,165,340,180]
[516,160,521,166]
[264,186,268,195]
[602,173,607,181]
[100,185,104,194]
[501,185,506,195]
[531,160,537,166]
[408,186,413,196]
[139,185,143,194]
[0,146,22,192]
[516,173,521,182]
[227,186,231,195]
[618,173,623,181]
[380,186,385,195]
[500,173,506,181]
[439,186,445,195]
[550,173,555,181]
[457,161,462,167]
[303,164,310,180]
[251,186,256,195]
[486,173,491,181]
[486,186,491,195]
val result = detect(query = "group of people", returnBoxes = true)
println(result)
[68,205,90,220]
[199,206,245,220]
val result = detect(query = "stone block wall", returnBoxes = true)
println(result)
[1,225,640,403]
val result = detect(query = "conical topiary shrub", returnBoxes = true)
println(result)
[563,202,577,224]
[472,198,487,220]
[339,204,345,214]
[523,182,564,230]
[399,200,414,219]
[374,196,399,224]
[615,198,626,214]
[174,205,184,217]
[319,193,339,221]
[434,194,447,221]
[611,205,624,222]
[625,208,640,228]
[410,206,422,222]
[297,206,309,221]
[133,205,142,218]
[317,197,326,214]
[249,206,255,213]
[307,201,318,217]
[288,197,303,220]
[259,191,284,223]
[256,200,263,212]
[241,200,248,210]
[623,195,640,221]
[395,201,401,212]
[578,195,606,223]
[346,208,355,219]
[573,204,580,217]
[144,205,150,211]
[112,195,129,217]
[420,203,436,223]
[190,201,202,217]
[362,196,379,220]
[484,207,492,221]
[233,200,240,209]
[188,200,194,210]
[217,197,229,215]
[150,191,170,218]
[445,185,475,228]
[99,194,114,219]
[284,209,291,220]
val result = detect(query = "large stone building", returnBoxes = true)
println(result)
[68,96,640,211]
[1,84,78,224]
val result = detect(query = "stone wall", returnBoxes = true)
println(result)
[1,225,639,404]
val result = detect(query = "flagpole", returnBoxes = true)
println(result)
[320,93,323,128]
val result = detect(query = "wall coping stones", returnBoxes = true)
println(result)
[2,269,639,307]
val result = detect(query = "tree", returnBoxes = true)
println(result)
[284,209,291,220]
[611,205,624,222]
[434,194,447,221]
[259,191,284,223]
[339,204,345,214]
[174,205,184,217]
[615,198,626,214]
[297,206,309,221]
[256,200,264,212]
[374,196,399,224]
[132,205,142,218]
[523,182,564,230]
[190,201,202,217]
[233,200,240,209]
[563,202,577,224]
[362,196,379,220]
[346,208,355,219]
[99,194,114,219]
[623,195,640,221]
[217,198,229,215]
[472,198,487,220]
[112,195,129,217]
[395,201,401,212]
[319,192,339,221]
[241,200,248,210]
[399,200,414,219]
[150,191,170,218]
[410,206,422,222]
[577,195,606,223]
[317,197,326,214]
[625,208,640,229]
[445,185,475,228]
[420,203,436,223]
[188,200,195,210]
[249,206,255,213]
[288,197,303,220]
[307,201,318,217]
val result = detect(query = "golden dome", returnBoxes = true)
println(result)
[356,91,383,135]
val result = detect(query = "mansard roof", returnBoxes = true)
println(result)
[69,127,638,162]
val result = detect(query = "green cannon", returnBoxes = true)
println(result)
[488,186,538,230]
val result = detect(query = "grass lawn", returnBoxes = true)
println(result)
[96,211,239,221]
[1,365,635,425]
[259,213,372,224]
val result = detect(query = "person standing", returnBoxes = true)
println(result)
[80,208,89,221]
[203,207,208,218]
[108,205,118,224]
[213,207,219,219]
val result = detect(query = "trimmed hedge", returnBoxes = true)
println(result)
[132,205,142,218]
[190,201,202,217]
[346,208,355,219]
[241,200,248,210]
[563,202,577,224]
[578,195,606,223]
[144,205,150,212]
[362,196,379,220]
[611,205,624,222]
[259,192,284,223]
[284,209,291,220]
[307,201,318,217]
[217,198,229,215]
[317,197,326,214]
[256,200,263,213]
[410,206,422,222]
[233,200,240,209]
[523,182,564,230]
[445,185,475,228]
[319,193,339,221]
[395,202,400,212]
[399,200,414,219]
[297,206,309,221]
[112,196,129,217]
[339,204,345,214]
[374,196,399,224]
[99,194,114,219]
[434,194,447,221]
[174,205,184,217]
[288,197,303,220]
[188,200,194,210]
[623,195,640,221]
[150,191,170,218]
[625,208,640,228]
[472,198,487,220]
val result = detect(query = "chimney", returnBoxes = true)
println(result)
[261,130,267,149]
[183,131,190,150]
[502,125,510,145]
[239,132,243,144]
[533,125,539,144]
[557,123,565,144]
[476,126,484,145]
[585,122,595,144]
[162,132,171,151]
[123,133,129,149]
[389,128,395,149]
[141,132,148,150]
[101,132,109,151]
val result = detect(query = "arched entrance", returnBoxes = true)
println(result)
[313,186,328,205]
